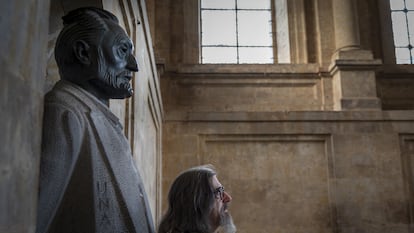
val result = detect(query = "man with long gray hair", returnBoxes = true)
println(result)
[158,165,236,233]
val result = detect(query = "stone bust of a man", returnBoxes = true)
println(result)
[37,7,154,233]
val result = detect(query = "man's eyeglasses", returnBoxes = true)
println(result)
[213,186,225,200]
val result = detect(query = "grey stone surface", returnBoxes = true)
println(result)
[0,1,50,233]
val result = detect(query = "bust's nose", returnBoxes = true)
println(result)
[127,54,138,72]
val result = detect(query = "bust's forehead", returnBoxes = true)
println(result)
[100,21,133,47]
[106,21,129,37]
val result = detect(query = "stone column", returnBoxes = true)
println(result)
[329,0,381,110]
[332,0,360,51]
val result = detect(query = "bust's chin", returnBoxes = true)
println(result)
[89,79,134,100]
[111,88,133,99]
[106,85,134,99]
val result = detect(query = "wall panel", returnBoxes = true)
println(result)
[200,134,335,233]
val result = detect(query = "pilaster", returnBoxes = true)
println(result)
[329,50,382,110]
[330,0,381,110]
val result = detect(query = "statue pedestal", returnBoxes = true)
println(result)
[329,49,382,111]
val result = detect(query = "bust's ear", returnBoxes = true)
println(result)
[73,40,91,65]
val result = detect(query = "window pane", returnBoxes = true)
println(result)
[408,12,414,45]
[390,0,405,10]
[238,11,273,46]
[406,0,414,10]
[202,47,238,63]
[201,0,235,9]
[202,10,237,46]
[239,47,273,63]
[392,12,409,46]
[238,0,270,9]
[395,47,412,64]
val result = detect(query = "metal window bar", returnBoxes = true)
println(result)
[391,0,414,64]
[202,45,273,47]
[200,8,272,11]
[271,0,277,63]
[235,0,239,62]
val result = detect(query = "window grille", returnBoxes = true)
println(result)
[200,0,274,64]
[390,0,414,64]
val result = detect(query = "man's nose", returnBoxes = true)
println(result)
[127,54,139,72]
[223,191,232,202]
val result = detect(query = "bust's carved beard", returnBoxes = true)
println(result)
[95,52,133,99]
[218,211,236,233]
[104,70,132,95]
[91,69,133,99]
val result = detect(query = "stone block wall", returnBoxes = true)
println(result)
[0,1,50,232]
[162,111,414,233]
[378,66,414,110]
[154,1,414,232]
[161,64,333,113]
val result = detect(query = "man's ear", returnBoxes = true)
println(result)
[73,40,91,65]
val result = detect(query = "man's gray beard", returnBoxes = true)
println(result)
[218,212,236,233]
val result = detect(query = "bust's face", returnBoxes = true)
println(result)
[92,22,138,99]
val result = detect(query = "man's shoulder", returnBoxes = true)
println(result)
[44,80,121,127]
[45,81,92,111]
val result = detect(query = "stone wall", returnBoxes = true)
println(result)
[160,62,414,232]
[161,64,332,113]
[163,111,414,233]
[0,1,50,232]
[378,66,414,110]
[155,0,414,232]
